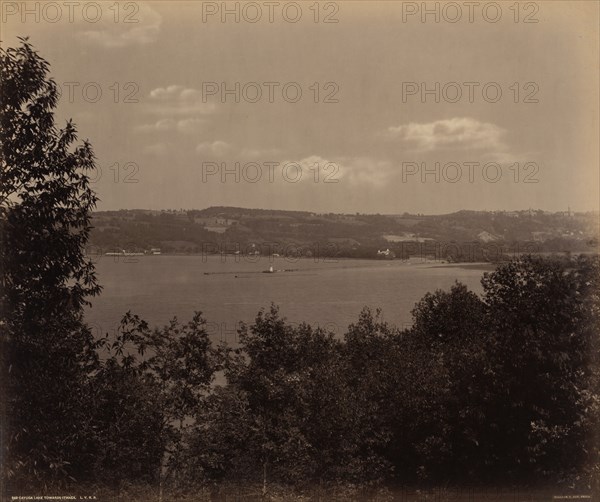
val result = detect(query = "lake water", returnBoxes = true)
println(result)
[85,255,494,343]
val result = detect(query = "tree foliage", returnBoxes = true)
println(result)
[1,38,100,488]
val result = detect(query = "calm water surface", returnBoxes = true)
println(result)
[86,255,494,342]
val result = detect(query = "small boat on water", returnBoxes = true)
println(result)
[105,249,144,256]
[262,266,275,273]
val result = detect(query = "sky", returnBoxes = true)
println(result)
[2,0,599,214]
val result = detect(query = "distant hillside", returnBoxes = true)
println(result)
[88,207,599,262]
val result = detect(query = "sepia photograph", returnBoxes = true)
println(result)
[1,1,599,500]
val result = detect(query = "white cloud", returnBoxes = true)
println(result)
[79,2,161,48]
[387,117,507,152]
[281,155,393,187]
[135,117,206,135]
[196,141,231,157]
[149,85,185,100]
[334,156,394,187]
[176,118,206,134]
[135,119,176,133]
[134,86,215,134]
[145,85,216,116]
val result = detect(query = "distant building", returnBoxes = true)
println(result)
[377,248,396,259]
[477,231,500,243]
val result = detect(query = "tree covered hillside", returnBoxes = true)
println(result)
[89,207,599,260]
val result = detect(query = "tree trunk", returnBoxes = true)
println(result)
[262,461,267,499]
[157,458,164,502]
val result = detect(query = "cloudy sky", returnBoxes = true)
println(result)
[2,1,598,214]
